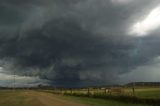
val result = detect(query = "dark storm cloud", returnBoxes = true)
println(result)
[0,0,160,87]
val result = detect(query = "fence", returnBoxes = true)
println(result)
[45,87,135,96]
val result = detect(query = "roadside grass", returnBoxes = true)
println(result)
[62,95,150,106]
[0,90,42,106]
[134,88,160,99]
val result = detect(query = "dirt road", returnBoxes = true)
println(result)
[25,91,90,106]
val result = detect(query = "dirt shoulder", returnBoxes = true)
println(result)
[25,91,90,106]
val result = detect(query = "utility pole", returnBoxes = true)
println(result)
[87,88,90,96]
[132,82,135,96]
[13,70,15,91]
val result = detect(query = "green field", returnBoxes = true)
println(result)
[134,87,160,99]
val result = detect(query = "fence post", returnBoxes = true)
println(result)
[87,88,90,96]
[64,89,66,94]
[61,88,64,94]
[132,83,135,96]
[104,88,107,95]
[108,88,111,95]
[71,89,73,94]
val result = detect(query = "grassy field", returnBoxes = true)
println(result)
[134,87,160,99]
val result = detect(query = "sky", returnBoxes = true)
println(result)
[0,0,160,87]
